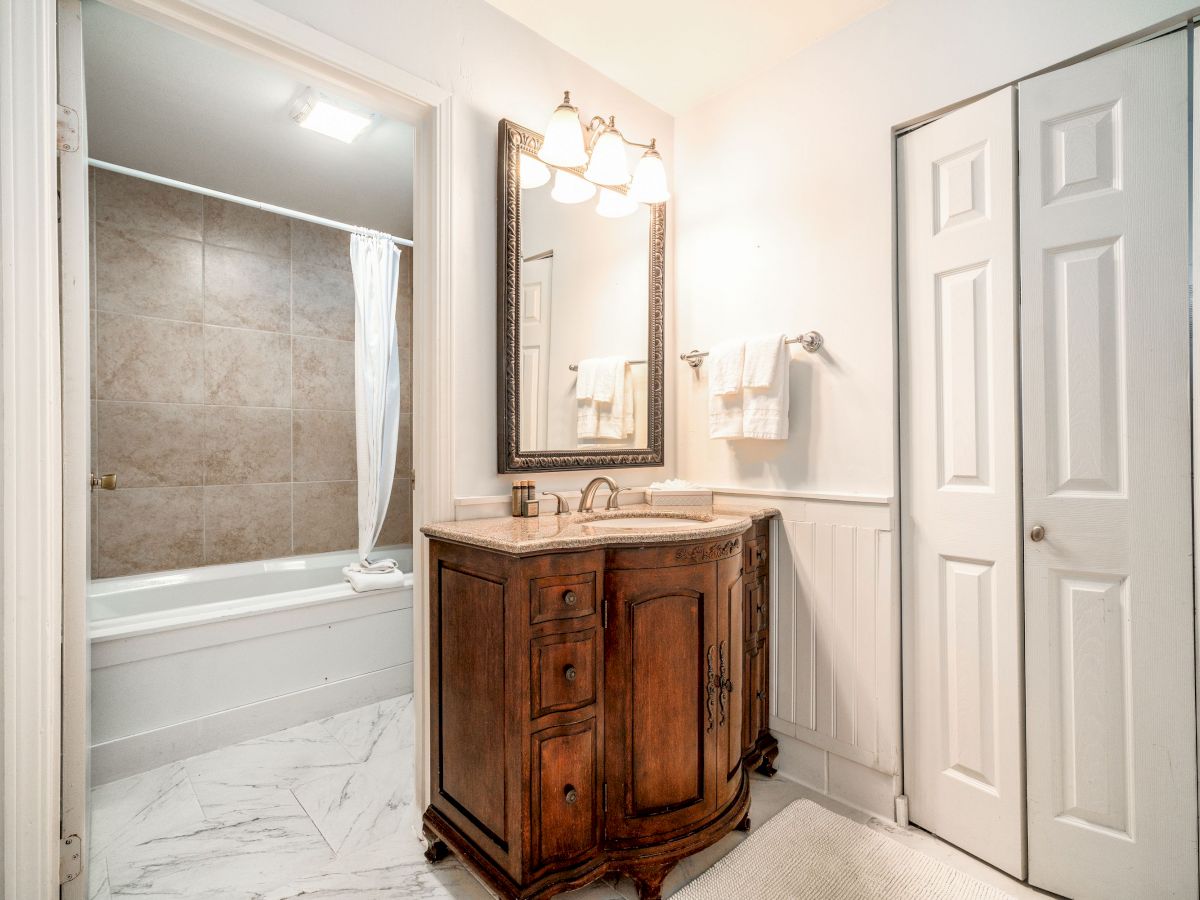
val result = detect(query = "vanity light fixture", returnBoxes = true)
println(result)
[539,90,669,203]
[596,187,639,218]
[550,169,597,204]
[291,89,376,144]
[519,153,551,189]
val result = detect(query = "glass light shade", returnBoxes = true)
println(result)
[538,100,588,167]
[519,153,551,189]
[584,128,631,186]
[551,169,597,204]
[596,188,638,218]
[629,149,671,203]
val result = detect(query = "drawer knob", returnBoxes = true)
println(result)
[563,590,578,606]
[757,690,766,701]
[757,549,766,562]
[564,785,578,805]
[564,665,577,682]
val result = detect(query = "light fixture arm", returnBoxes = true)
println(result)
[584,112,656,155]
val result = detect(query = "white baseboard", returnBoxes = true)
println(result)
[772,731,901,822]
[91,664,412,785]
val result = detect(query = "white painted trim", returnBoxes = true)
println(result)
[707,484,894,506]
[1,0,63,894]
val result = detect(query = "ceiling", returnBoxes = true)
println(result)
[82,0,413,237]
[482,0,891,114]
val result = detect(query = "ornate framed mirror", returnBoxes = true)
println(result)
[497,118,666,472]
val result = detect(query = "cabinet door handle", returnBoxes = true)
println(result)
[717,641,732,727]
[563,590,578,606]
[705,645,718,733]
[563,665,577,682]
[564,785,578,805]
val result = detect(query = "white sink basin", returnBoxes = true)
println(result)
[585,516,704,530]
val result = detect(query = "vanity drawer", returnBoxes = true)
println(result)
[530,717,599,871]
[530,628,598,718]
[743,536,768,574]
[530,571,598,625]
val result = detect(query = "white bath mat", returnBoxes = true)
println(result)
[673,800,1015,900]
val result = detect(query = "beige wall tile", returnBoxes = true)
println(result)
[95,312,204,403]
[293,409,356,482]
[93,168,202,241]
[291,219,351,271]
[377,477,413,548]
[204,245,291,333]
[94,486,203,578]
[203,406,292,485]
[203,325,291,407]
[95,223,202,321]
[97,401,205,488]
[204,197,290,259]
[293,481,357,554]
[203,483,292,565]
[394,413,412,476]
[292,262,354,341]
[293,335,354,410]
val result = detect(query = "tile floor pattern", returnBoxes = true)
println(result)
[89,697,1042,899]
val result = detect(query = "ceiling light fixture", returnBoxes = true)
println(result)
[538,89,669,206]
[292,89,376,144]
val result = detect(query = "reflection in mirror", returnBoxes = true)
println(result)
[498,119,664,473]
[519,187,650,452]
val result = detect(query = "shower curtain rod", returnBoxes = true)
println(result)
[88,159,415,248]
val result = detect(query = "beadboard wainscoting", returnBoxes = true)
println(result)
[710,488,900,820]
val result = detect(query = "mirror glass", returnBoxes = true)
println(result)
[498,119,664,472]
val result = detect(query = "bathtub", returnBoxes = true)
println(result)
[89,547,414,784]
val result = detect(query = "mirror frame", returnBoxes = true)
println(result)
[497,118,666,473]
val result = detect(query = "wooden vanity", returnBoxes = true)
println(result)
[421,508,778,899]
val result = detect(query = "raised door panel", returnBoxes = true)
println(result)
[604,562,717,844]
[1019,33,1198,899]
[530,717,599,872]
[437,563,509,849]
[898,86,1025,877]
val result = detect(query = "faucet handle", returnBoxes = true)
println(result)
[605,486,625,510]
[543,491,571,515]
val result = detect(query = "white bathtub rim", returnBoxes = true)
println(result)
[90,579,414,644]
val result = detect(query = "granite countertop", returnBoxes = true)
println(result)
[421,503,778,555]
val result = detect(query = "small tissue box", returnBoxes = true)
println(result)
[648,486,712,507]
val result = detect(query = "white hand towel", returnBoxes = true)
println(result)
[708,339,745,395]
[575,358,601,401]
[595,360,633,439]
[592,356,624,403]
[743,333,786,388]
[742,334,789,440]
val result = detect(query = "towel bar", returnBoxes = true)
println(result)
[680,331,823,369]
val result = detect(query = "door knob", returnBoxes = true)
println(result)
[1030,525,1046,542]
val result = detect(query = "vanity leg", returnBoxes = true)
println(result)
[422,825,449,864]
[736,814,752,832]
[627,863,673,900]
[755,756,778,778]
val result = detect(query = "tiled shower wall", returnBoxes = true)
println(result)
[90,168,414,578]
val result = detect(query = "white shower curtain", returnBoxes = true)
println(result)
[347,231,402,577]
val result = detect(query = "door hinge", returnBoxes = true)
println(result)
[59,834,82,885]
[601,599,608,628]
[56,104,79,153]
[409,469,416,490]
[603,783,608,813]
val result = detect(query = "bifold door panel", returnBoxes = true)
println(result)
[1018,31,1198,900]
[898,86,1026,879]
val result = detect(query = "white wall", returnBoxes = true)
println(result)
[674,0,1197,817]
[255,0,676,502]
[674,0,1194,498]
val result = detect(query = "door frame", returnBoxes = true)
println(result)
[892,15,1200,879]
[1,1,455,895]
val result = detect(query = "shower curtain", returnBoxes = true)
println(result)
[347,231,402,576]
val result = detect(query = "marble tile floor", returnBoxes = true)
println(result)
[89,696,1041,899]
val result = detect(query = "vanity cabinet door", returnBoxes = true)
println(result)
[716,552,745,806]
[603,560,719,844]
[530,717,600,872]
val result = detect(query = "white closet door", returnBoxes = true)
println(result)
[899,87,1025,878]
[1019,32,1198,899]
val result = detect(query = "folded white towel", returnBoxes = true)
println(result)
[575,358,601,401]
[592,356,625,403]
[595,361,634,439]
[742,334,789,440]
[343,564,413,593]
[708,339,745,396]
